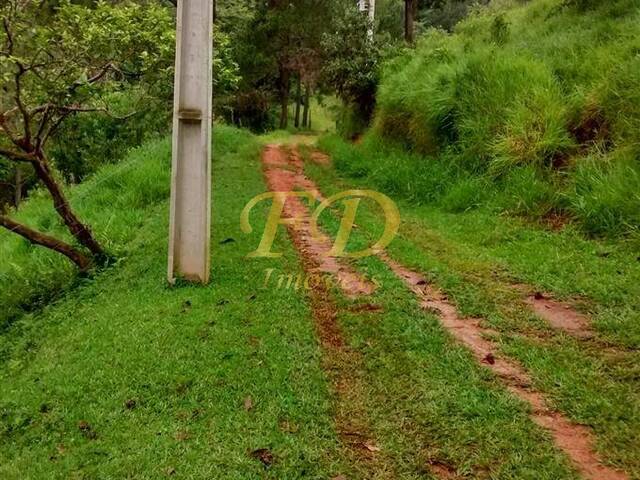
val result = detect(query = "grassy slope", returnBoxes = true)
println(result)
[0,137,172,334]
[0,128,344,479]
[304,143,640,476]
[370,0,640,236]
[0,129,602,480]
[1,125,637,478]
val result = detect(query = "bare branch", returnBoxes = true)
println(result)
[0,214,92,270]
[40,113,66,148]
[0,146,36,163]
[0,114,29,151]
[2,17,14,56]
[58,104,138,119]
[68,62,115,95]
[34,103,51,151]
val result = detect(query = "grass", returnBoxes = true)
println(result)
[303,144,640,476]
[2,0,639,477]
[0,127,346,479]
[367,0,640,236]
[0,136,172,333]
[1,126,639,477]
[298,184,578,478]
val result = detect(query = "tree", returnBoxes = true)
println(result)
[322,5,383,122]
[232,0,336,130]
[405,0,417,43]
[0,0,174,270]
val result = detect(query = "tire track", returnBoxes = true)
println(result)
[379,253,629,480]
[261,144,395,479]
[298,145,629,480]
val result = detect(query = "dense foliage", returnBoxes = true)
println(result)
[1,0,242,199]
[353,0,640,236]
[322,5,385,137]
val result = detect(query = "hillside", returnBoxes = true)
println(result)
[332,0,640,237]
[2,1,640,478]
[0,128,347,478]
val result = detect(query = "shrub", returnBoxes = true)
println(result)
[50,90,170,182]
[567,152,640,236]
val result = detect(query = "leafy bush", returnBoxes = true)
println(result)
[50,90,170,182]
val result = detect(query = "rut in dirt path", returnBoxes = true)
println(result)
[379,253,629,480]
[295,145,629,480]
[525,291,593,338]
[262,145,374,297]
[261,144,396,479]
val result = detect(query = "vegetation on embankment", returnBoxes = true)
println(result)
[0,126,351,479]
[332,0,640,237]
[0,126,252,335]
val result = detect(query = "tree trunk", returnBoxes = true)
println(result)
[302,84,311,129]
[31,152,105,261]
[279,65,290,129]
[405,0,415,44]
[294,75,302,128]
[14,167,22,209]
[0,214,92,270]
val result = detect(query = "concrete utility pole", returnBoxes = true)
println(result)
[168,0,214,284]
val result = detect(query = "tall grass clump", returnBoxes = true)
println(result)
[319,133,461,204]
[568,152,640,236]
[345,0,640,236]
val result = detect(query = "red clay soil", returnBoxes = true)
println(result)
[527,293,593,338]
[262,145,374,297]
[379,253,628,480]
[261,145,396,478]
[427,461,458,480]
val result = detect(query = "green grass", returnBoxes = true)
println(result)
[0,127,347,479]
[2,123,639,478]
[2,127,639,478]
[367,0,640,236]
[0,136,173,333]
[304,146,640,476]
[299,184,578,478]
